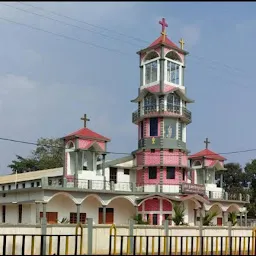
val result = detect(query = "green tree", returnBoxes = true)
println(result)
[216,163,245,194]
[172,203,185,226]
[203,211,218,226]
[8,138,64,174]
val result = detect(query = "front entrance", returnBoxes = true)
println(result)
[98,208,114,224]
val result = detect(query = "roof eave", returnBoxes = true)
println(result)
[137,43,189,56]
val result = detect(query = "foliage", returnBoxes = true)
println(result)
[58,217,69,224]
[133,214,149,225]
[8,137,64,174]
[172,203,185,226]
[203,211,218,226]
[228,212,238,226]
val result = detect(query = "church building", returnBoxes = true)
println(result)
[0,18,249,226]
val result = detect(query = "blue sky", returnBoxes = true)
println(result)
[0,2,255,174]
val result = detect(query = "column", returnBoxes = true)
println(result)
[240,212,243,226]
[222,211,228,226]
[102,205,106,224]
[76,204,81,224]
[245,211,248,226]
[102,153,106,190]
[74,151,79,188]
[35,202,40,224]
[135,205,138,216]
[220,174,223,188]
[42,202,47,220]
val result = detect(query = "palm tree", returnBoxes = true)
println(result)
[203,211,218,226]
[228,212,238,226]
[172,203,185,225]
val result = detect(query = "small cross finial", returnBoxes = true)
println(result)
[179,38,185,50]
[204,138,210,149]
[80,114,90,128]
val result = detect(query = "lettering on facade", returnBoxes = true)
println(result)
[181,183,206,195]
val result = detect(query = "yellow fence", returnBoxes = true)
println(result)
[109,224,256,255]
[2,223,84,255]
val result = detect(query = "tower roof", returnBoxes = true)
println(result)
[137,18,188,55]
[188,149,226,161]
[64,127,110,142]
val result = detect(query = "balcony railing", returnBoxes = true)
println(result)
[44,177,249,202]
[132,104,191,123]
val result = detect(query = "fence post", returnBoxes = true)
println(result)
[164,219,169,254]
[41,217,47,255]
[228,221,232,255]
[129,219,134,254]
[87,218,93,255]
[199,209,203,255]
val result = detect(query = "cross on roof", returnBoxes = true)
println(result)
[204,138,210,149]
[159,18,168,33]
[80,114,90,128]
[179,38,185,50]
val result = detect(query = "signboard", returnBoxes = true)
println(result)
[181,183,206,195]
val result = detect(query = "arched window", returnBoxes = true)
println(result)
[167,93,180,114]
[144,52,159,85]
[66,141,75,149]
[144,94,157,114]
[193,160,202,167]
[166,51,182,85]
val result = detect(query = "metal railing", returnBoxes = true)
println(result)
[109,234,255,255]
[132,104,192,123]
[0,223,84,255]
[45,178,250,202]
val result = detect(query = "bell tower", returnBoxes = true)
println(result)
[131,18,194,193]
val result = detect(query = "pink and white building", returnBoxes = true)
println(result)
[0,18,249,227]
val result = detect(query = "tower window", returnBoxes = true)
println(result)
[148,167,157,179]
[167,94,180,114]
[150,118,158,136]
[145,61,158,84]
[167,61,180,85]
[167,167,175,179]
[144,94,157,114]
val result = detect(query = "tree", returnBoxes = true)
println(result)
[216,163,245,194]
[172,203,185,225]
[8,138,64,174]
[228,212,238,226]
[203,211,217,226]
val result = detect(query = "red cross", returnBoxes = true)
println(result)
[159,18,168,33]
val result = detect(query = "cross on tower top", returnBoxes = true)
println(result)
[80,114,90,128]
[159,18,168,33]
[204,138,210,149]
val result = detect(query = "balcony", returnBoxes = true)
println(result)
[44,178,250,203]
[132,104,191,124]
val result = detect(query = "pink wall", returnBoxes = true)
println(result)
[162,167,181,185]
[144,199,160,211]
[136,169,144,185]
[163,149,179,165]
[144,167,160,184]
[78,139,106,151]
[163,200,172,211]
[144,150,161,165]
[136,152,143,166]
[162,150,188,167]
[97,141,106,151]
